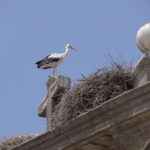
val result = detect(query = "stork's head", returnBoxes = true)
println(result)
[65,43,77,51]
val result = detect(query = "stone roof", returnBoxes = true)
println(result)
[12,82,150,150]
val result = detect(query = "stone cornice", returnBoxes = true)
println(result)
[12,82,150,150]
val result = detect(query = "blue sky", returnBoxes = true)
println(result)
[0,0,149,137]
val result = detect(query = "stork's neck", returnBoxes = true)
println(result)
[63,47,70,57]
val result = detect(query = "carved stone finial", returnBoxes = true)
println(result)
[136,23,150,56]
[134,23,150,87]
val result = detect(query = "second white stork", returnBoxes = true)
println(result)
[35,43,77,76]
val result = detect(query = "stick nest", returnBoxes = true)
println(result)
[51,64,136,129]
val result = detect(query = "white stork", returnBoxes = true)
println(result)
[35,43,77,76]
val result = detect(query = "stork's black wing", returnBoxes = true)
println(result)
[35,55,50,66]
[35,55,60,69]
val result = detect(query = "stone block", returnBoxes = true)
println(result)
[134,56,150,87]
[38,75,71,131]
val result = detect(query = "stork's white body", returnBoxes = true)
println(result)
[41,51,68,69]
[35,44,76,76]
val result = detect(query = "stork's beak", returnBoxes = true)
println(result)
[71,46,78,51]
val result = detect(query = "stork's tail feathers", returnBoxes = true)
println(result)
[35,60,50,69]
[35,59,53,69]
[35,60,43,68]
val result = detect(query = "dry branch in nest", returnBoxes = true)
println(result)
[51,64,136,129]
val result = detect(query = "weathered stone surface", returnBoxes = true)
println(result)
[38,76,56,117]
[12,82,150,150]
[134,56,150,87]
[143,141,150,150]
[38,75,71,131]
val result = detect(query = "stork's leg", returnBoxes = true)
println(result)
[52,68,56,77]
[55,67,58,77]
[52,68,55,77]
[53,68,58,78]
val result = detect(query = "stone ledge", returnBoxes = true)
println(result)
[12,82,150,150]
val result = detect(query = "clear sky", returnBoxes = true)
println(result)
[0,0,149,137]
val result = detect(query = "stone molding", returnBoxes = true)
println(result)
[12,82,150,150]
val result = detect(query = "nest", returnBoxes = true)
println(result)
[0,135,36,150]
[51,64,136,129]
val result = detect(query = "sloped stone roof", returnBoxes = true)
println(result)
[12,82,150,150]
